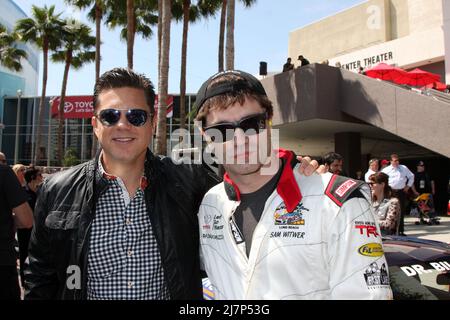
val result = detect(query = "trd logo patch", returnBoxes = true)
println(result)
[274,203,309,226]
[364,262,390,287]
[354,221,380,238]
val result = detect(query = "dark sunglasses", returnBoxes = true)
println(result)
[204,113,268,142]
[96,108,149,127]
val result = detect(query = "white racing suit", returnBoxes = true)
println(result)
[198,150,393,300]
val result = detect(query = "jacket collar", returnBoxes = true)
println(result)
[223,149,302,212]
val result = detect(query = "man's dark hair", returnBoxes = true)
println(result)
[93,68,155,119]
[24,168,41,184]
[323,152,343,166]
[390,153,399,160]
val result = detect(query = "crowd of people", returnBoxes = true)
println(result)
[317,151,438,236]
[0,67,441,301]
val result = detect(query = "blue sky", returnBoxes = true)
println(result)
[14,0,365,96]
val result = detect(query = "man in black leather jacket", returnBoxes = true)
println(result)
[24,68,219,300]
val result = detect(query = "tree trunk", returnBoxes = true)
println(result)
[158,0,162,74]
[57,51,72,166]
[154,0,171,156]
[179,0,190,131]
[225,0,235,70]
[95,1,102,80]
[126,0,135,69]
[218,0,227,72]
[34,39,49,165]
[91,0,102,158]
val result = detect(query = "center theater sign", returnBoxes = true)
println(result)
[341,51,394,71]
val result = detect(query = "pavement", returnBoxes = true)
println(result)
[404,215,450,244]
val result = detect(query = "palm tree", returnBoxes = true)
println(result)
[65,0,104,80]
[51,20,96,165]
[218,0,226,71]
[218,0,255,71]
[0,24,27,72]
[154,0,172,155]
[225,0,235,70]
[66,0,107,159]
[105,0,158,69]
[15,5,63,165]
[126,0,135,69]
[173,0,220,132]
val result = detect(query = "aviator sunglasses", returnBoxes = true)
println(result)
[96,108,149,127]
[204,113,268,142]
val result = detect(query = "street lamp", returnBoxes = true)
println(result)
[14,89,22,164]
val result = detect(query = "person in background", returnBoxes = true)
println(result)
[0,163,33,300]
[323,152,344,175]
[365,158,379,183]
[282,58,294,72]
[0,152,6,165]
[12,164,26,187]
[380,159,389,170]
[381,154,414,236]
[17,168,43,287]
[411,161,435,197]
[355,170,363,180]
[369,172,400,236]
[297,55,310,67]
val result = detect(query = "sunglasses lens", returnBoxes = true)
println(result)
[126,109,148,127]
[240,115,266,135]
[205,125,234,142]
[99,109,121,126]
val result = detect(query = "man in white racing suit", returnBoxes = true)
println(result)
[194,70,393,300]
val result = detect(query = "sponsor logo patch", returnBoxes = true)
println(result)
[274,202,309,226]
[354,221,380,238]
[335,180,357,197]
[358,243,384,257]
[364,262,390,288]
[202,214,212,230]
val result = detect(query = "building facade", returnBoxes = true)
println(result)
[289,0,449,82]
[0,0,40,153]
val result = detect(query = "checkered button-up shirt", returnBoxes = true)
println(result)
[87,158,170,300]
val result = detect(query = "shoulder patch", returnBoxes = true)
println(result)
[325,175,364,207]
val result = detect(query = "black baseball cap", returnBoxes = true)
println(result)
[194,70,267,118]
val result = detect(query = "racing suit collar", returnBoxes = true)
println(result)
[223,149,302,212]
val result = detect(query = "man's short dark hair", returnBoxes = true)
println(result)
[390,153,399,160]
[323,152,343,166]
[93,68,155,119]
[24,168,41,184]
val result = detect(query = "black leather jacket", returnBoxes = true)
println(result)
[24,150,220,300]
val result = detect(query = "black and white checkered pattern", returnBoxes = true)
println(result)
[87,164,170,300]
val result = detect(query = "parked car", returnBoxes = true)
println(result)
[383,236,450,300]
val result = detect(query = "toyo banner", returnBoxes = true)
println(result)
[51,96,94,119]
[51,95,174,119]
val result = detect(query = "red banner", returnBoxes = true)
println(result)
[51,94,174,119]
[51,96,94,119]
[154,95,174,118]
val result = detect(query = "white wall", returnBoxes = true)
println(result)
[328,27,445,72]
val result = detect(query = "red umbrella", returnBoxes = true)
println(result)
[365,63,408,82]
[404,68,441,87]
[424,81,448,91]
